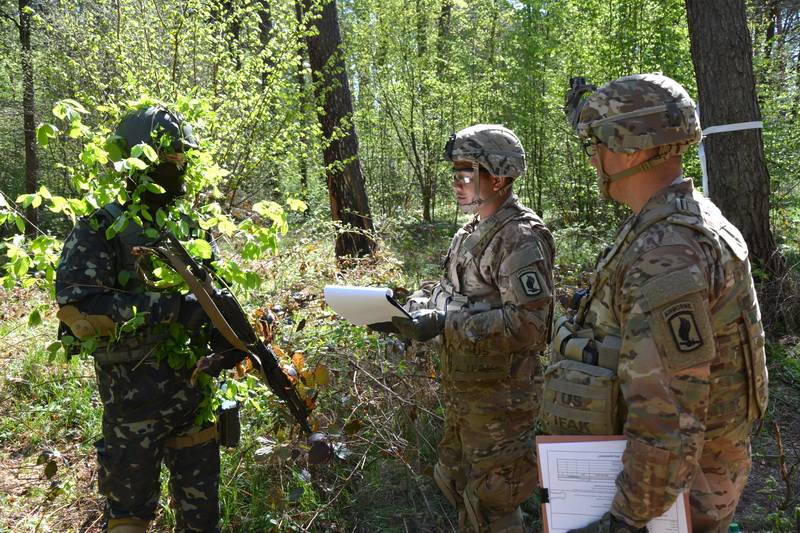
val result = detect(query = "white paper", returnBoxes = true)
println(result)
[323,285,410,325]
[537,438,690,533]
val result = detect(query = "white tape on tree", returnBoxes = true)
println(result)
[699,120,764,196]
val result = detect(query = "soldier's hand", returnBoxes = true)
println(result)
[567,513,647,533]
[391,309,445,342]
[178,293,208,331]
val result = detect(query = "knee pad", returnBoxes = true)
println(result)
[107,517,149,533]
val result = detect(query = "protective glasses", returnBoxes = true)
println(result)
[452,168,475,185]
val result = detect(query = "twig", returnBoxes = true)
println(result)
[773,420,796,509]
[349,359,443,422]
[302,443,373,531]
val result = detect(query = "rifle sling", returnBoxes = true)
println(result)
[155,245,254,358]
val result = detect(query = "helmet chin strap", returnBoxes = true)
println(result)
[596,145,679,198]
[458,162,513,215]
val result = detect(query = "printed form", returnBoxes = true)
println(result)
[536,436,691,533]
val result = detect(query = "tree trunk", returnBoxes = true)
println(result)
[686,0,786,317]
[18,0,38,236]
[304,0,375,258]
[294,1,309,215]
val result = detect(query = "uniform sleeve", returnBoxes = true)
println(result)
[55,217,181,324]
[456,227,554,353]
[610,244,716,527]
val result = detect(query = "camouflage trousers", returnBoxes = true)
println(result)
[435,359,539,533]
[94,359,220,532]
[689,423,752,533]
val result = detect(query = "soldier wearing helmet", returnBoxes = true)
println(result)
[389,124,555,532]
[55,105,238,532]
[544,74,768,533]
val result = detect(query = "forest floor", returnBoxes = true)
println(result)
[0,219,798,532]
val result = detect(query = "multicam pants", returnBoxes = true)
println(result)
[434,356,539,533]
[94,359,220,532]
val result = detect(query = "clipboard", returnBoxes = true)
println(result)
[323,285,411,332]
[536,435,692,533]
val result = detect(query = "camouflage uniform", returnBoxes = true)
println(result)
[409,192,555,532]
[547,74,768,533]
[56,202,221,533]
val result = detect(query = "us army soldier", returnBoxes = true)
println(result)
[543,74,768,533]
[391,125,555,532]
[56,106,239,532]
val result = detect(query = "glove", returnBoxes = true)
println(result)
[366,321,400,334]
[192,330,248,380]
[178,293,209,332]
[567,513,647,533]
[391,309,445,342]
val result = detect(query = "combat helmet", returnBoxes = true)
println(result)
[114,106,198,207]
[115,106,198,155]
[443,124,527,178]
[564,73,701,191]
[443,124,526,214]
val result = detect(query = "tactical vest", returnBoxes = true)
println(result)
[431,200,554,382]
[542,188,768,436]
[88,202,173,365]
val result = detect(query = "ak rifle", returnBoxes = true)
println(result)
[139,233,327,457]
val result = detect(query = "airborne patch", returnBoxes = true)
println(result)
[663,301,704,352]
[519,271,542,297]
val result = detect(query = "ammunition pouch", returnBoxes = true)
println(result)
[541,316,623,435]
[217,400,241,448]
[91,330,171,366]
[446,351,514,382]
[437,284,510,382]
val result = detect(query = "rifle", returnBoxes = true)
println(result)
[137,232,332,463]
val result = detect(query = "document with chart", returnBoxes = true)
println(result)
[536,436,691,533]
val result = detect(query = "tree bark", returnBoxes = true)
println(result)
[19,0,38,236]
[686,0,786,316]
[304,0,375,258]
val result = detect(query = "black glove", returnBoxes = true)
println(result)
[193,330,248,379]
[567,513,647,533]
[366,321,400,334]
[391,309,445,342]
[178,293,209,332]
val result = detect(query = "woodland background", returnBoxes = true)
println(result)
[0,0,799,531]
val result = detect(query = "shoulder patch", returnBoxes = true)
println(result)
[663,301,704,352]
[518,270,542,297]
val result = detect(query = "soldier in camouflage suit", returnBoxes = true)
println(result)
[56,107,233,533]
[544,74,768,533]
[391,125,555,532]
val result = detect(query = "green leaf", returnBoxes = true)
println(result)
[48,196,69,214]
[16,193,35,208]
[36,185,52,200]
[36,123,58,147]
[28,308,42,326]
[117,270,132,287]
[144,182,166,194]
[187,238,213,259]
[287,198,308,212]
[125,157,149,170]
